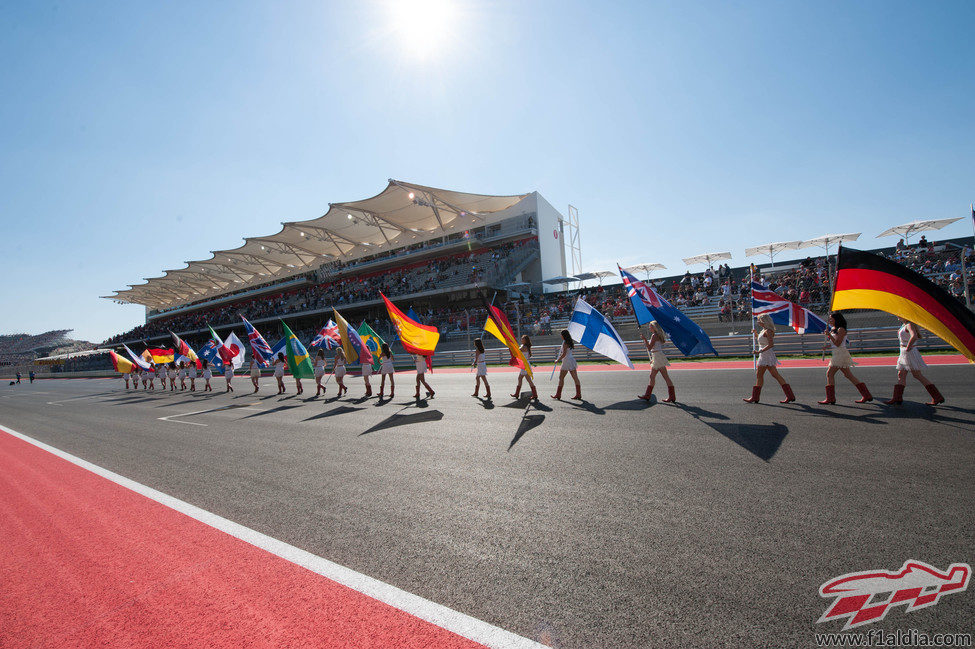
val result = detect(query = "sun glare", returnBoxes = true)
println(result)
[387,0,459,60]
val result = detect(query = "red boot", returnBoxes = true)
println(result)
[552,385,563,400]
[662,386,677,403]
[925,384,945,405]
[743,386,761,403]
[638,384,653,401]
[572,385,582,400]
[485,386,492,400]
[854,383,873,403]
[365,384,372,397]
[818,385,836,405]
[530,385,538,400]
[885,384,905,405]
[780,384,796,403]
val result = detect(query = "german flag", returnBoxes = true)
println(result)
[482,297,533,378]
[831,246,975,362]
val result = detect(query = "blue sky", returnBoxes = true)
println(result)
[1,1,973,342]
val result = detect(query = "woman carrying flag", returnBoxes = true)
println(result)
[471,338,491,400]
[886,318,945,405]
[273,352,287,394]
[818,312,872,405]
[168,362,177,392]
[360,353,372,398]
[637,321,676,403]
[250,356,262,393]
[552,329,582,401]
[743,314,796,404]
[188,360,197,392]
[224,362,234,393]
[202,360,213,391]
[413,353,434,400]
[314,349,327,397]
[178,361,187,391]
[332,347,348,397]
[510,335,538,400]
[378,343,395,399]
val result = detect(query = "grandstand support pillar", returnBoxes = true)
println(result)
[560,205,582,277]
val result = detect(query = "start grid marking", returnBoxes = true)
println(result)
[0,424,545,649]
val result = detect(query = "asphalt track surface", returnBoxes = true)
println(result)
[2,363,973,648]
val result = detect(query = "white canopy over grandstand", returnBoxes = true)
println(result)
[104,180,531,310]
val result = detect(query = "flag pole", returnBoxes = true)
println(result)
[749,264,757,370]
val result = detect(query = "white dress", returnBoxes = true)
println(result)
[273,360,285,378]
[414,355,427,375]
[895,324,927,371]
[224,366,234,384]
[380,355,394,376]
[251,360,261,378]
[188,365,197,379]
[560,343,578,371]
[335,356,346,378]
[828,333,854,369]
[168,368,177,380]
[361,360,372,377]
[757,330,778,367]
[203,368,213,380]
[649,340,670,370]
[519,349,532,377]
[475,352,487,377]
[314,359,326,379]
[178,368,186,380]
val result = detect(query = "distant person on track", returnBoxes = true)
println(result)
[413,353,434,400]
[552,329,582,401]
[638,321,676,403]
[313,349,327,397]
[168,362,177,391]
[471,338,491,400]
[510,335,538,400]
[332,347,348,397]
[122,370,131,390]
[140,369,148,390]
[378,343,394,400]
[743,314,796,404]
[148,364,156,391]
[29,370,35,384]
[201,360,212,391]
[178,361,187,391]
[224,362,234,393]
[818,312,872,405]
[885,318,944,406]
[16,372,21,384]
[250,356,262,393]
[360,350,373,398]
[188,360,197,391]
[274,352,287,394]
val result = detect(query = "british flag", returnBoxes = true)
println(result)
[309,319,341,350]
[241,316,274,366]
[750,282,827,334]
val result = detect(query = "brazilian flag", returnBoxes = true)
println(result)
[357,322,385,372]
[281,321,315,378]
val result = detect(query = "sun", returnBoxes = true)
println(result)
[387,0,459,61]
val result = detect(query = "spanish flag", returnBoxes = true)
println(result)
[380,292,439,369]
[109,350,136,374]
[142,347,175,364]
[831,246,975,362]
[483,298,532,378]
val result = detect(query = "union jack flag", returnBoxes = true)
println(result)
[241,316,274,366]
[751,282,827,334]
[309,319,341,350]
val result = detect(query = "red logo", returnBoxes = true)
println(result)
[818,560,970,630]
[553,229,559,239]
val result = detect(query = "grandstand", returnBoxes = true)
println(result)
[96,178,973,366]
[0,330,97,378]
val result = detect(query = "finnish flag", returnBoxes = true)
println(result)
[567,298,634,369]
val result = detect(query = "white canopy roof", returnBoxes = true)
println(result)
[682,252,732,267]
[573,271,616,281]
[800,232,861,251]
[625,263,667,274]
[744,241,803,258]
[104,180,528,309]
[876,217,963,240]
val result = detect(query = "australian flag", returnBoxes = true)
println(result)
[309,320,341,350]
[751,282,827,334]
[619,265,718,356]
[198,339,225,371]
[241,316,274,366]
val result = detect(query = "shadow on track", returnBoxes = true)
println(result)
[240,404,300,419]
[360,409,444,436]
[303,405,366,422]
[673,402,787,462]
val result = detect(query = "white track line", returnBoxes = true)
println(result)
[0,424,545,649]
